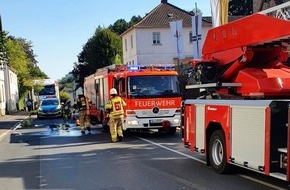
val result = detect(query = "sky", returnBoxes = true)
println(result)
[0,0,212,80]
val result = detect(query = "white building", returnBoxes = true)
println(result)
[4,64,19,114]
[0,65,5,115]
[121,0,212,67]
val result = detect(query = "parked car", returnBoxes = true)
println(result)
[37,97,62,119]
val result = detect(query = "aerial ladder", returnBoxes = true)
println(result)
[182,3,290,181]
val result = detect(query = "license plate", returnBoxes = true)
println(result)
[149,119,162,124]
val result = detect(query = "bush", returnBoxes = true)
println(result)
[60,91,70,103]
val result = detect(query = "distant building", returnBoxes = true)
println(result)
[4,64,19,114]
[121,0,285,68]
[121,0,211,67]
[0,65,5,115]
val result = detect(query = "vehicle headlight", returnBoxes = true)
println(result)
[38,107,43,111]
[173,119,180,124]
[127,120,139,125]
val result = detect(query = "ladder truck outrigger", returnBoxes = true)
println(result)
[84,65,182,134]
[183,13,290,182]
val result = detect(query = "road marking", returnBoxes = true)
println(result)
[0,123,22,142]
[0,130,10,141]
[137,137,287,190]
[137,137,206,164]
[239,174,287,190]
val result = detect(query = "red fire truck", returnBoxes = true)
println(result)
[183,13,290,182]
[84,65,182,134]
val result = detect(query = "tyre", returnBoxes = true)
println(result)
[100,111,104,124]
[90,115,98,125]
[167,127,176,135]
[208,130,228,173]
[102,117,110,132]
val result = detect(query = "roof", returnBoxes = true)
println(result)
[121,0,244,36]
[202,16,245,27]
[134,2,194,28]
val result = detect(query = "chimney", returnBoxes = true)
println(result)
[161,0,167,3]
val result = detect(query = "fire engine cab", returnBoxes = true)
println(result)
[84,65,182,134]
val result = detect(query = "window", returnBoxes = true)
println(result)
[131,35,133,49]
[125,39,127,51]
[189,31,193,43]
[120,78,126,96]
[153,32,160,44]
[128,75,180,98]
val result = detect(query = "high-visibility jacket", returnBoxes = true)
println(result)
[105,96,126,117]
[74,96,90,115]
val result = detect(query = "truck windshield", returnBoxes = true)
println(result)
[128,75,180,98]
[39,84,56,96]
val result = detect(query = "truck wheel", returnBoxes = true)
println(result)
[99,111,104,124]
[102,117,110,133]
[167,127,176,135]
[209,130,228,174]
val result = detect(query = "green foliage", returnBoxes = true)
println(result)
[18,96,25,111]
[128,15,142,27]
[229,0,253,15]
[59,74,74,90]
[4,34,47,102]
[72,27,122,87]
[60,91,70,103]
[72,15,142,87]
[108,19,129,35]
[5,37,30,97]
[21,116,34,127]
[108,16,142,35]
[33,82,45,96]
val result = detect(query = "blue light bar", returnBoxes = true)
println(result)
[128,66,139,71]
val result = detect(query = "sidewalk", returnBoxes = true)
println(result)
[0,111,30,141]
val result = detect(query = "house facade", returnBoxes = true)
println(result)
[121,0,287,67]
[121,0,212,67]
[4,64,19,114]
[0,67,5,115]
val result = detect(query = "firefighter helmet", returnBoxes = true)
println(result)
[110,88,118,95]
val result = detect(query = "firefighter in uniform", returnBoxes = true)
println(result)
[74,94,91,134]
[105,88,126,142]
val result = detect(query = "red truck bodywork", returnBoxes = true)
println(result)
[183,14,290,181]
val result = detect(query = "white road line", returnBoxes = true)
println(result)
[137,137,206,164]
[137,137,287,190]
[0,130,10,141]
[0,123,21,141]
[239,174,287,190]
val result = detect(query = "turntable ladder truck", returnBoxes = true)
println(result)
[183,13,290,182]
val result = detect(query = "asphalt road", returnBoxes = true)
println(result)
[0,116,289,190]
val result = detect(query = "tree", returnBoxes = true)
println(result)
[128,15,142,27]
[108,16,142,36]
[17,38,47,79]
[59,74,74,90]
[59,91,70,103]
[72,27,122,88]
[72,15,142,88]
[5,36,30,95]
[108,19,129,35]
[3,33,47,110]
[229,0,253,16]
